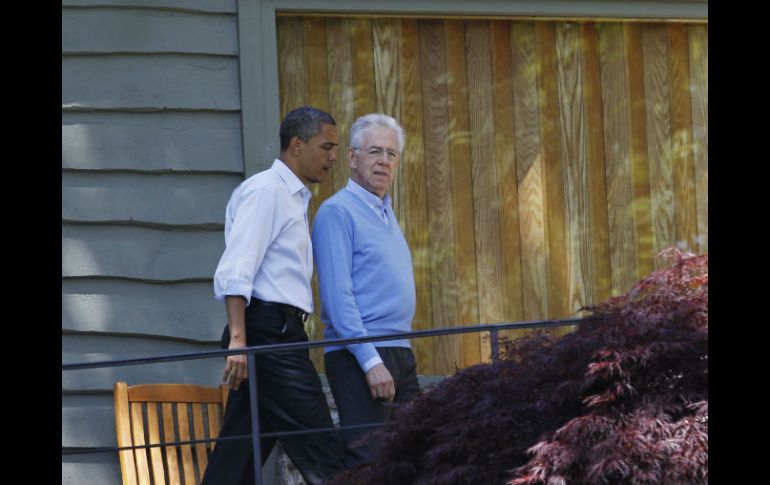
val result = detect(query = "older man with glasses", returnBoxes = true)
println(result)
[311,113,420,468]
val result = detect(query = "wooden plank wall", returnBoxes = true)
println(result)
[62,1,239,483]
[276,16,708,375]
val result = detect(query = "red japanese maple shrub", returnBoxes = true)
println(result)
[328,249,707,484]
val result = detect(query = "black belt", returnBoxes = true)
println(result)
[252,298,310,323]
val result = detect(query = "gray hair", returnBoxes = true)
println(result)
[349,113,405,153]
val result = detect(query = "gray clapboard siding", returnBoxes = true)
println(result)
[63,280,224,340]
[62,55,240,110]
[62,112,244,173]
[62,172,240,226]
[62,225,224,280]
[62,452,121,485]
[62,0,236,14]
[62,395,117,448]
[63,334,223,391]
[62,8,238,55]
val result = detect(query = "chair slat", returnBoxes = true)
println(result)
[114,382,139,485]
[145,403,167,485]
[192,404,208,478]
[206,403,221,452]
[129,402,152,485]
[130,384,222,403]
[176,403,197,485]
[161,403,181,485]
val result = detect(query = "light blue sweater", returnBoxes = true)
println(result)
[311,180,416,371]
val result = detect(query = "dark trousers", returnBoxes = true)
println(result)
[324,347,420,469]
[201,303,345,485]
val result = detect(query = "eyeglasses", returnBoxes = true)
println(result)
[351,145,400,163]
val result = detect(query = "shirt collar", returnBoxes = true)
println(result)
[346,178,391,208]
[273,158,309,197]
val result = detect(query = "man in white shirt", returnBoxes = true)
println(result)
[202,106,345,485]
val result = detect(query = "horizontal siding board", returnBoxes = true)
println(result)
[62,334,223,391]
[62,226,223,280]
[62,172,240,225]
[62,395,117,447]
[62,0,236,13]
[63,280,224,340]
[62,55,240,110]
[62,112,243,173]
[62,9,238,55]
[62,452,121,485]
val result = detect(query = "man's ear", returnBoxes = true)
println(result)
[347,147,357,169]
[290,136,303,155]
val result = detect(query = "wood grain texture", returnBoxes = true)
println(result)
[277,17,306,118]
[598,23,638,295]
[351,19,377,116]
[274,16,708,373]
[491,20,524,338]
[467,21,506,359]
[537,22,570,323]
[372,19,403,217]
[512,22,549,321]
[689,25,708,253]
[668,23,698,253]
[625,24,654,278]
[556,22,594,315]
[641,24,675,261]
[580,23,611,304]
[400,19,433,374]
[327,19,354,192]
[419,20,459,373]
[445,20,481,367]
[303,18,333,368]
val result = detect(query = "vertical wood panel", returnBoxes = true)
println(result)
[327,19,354,192]
[537,23,570,323]
[161,403,180,484]
[580,23,611,304]
[145,404,166,485]
[304,17,332,369]
[400,19,433,374]
[512,22,549,321]
[419,20,459,373]
[373,19,404,219]
[556,22,594,315]
[446,20,481,367]
[467,21,506,359]
[689,25,708,253]
[276,16,707,374]
[625,24,654,277]
[491,20,524,335]
[668,23,698,253]
[351,19,377,116]
[641,24,675,260]
[277,17,306,118]
[598,23,638,295]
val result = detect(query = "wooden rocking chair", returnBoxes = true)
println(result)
[114,381,229,485]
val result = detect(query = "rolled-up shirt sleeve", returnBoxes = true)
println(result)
[214,187,275,305]
[312,205,383,372]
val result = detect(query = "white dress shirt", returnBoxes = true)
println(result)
[213,159,314,313]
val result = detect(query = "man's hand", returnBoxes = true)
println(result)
[223,340,248,391]
[365,363,395,402]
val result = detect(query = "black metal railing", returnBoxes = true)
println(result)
[62,316,587,485]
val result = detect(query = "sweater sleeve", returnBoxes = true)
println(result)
[312,204,382,372]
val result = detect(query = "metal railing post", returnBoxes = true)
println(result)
[490,327,500,361]
[247,353,263,485]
